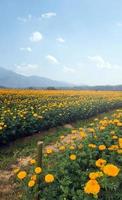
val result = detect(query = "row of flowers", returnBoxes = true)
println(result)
[1,89,122,144]
[14,109,122,199]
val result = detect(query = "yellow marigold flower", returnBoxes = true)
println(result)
[99,126,105,131]
[69,146,75,150]
[80,131,86,138]
[96,159,106,168]
[118,149,122,154]
[46,148,53,154]
[72,130,77,134]
[29,159,36,165]
[35,167,42,174]
[98,145,106,151]
[113,119,119,125]
[31,175,37,181]
[108,145,119,150]
[28,180,35,188]
[89,172,103,180]
[45,174,54,183]
[119,138,122,148]
[88,143,96,148]
[88,128,95,133]
[84,180,100,195]
[112,136,118,139]
[17,171,27,180]
[117,122,122,127]
[59,146,65,151]
[70,154,76,160]
[103,164,120,177]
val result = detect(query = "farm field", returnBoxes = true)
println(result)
[0,89,122,145]
[0,90,122,200]
[0,109,122,200]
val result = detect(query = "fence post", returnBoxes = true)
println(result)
[37,141,43,167]
[35,141,43,200]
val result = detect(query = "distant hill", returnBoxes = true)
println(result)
[0,67,74,88]
[0,67,122,90]
[74,85,122,91]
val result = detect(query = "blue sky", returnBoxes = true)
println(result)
[0,0,122,85]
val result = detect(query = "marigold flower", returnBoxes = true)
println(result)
[35,167,42,174]
[119,138,122,148]
[45,174,54,183]
[98,145,106,151]
[96,159,106,168]
[28,180,35,187]
[80,131,86,138]
[46,148,53,154]
[29,159,36,165]
[17,171,27,180]
[70,154,76,160]
[84,180,100,195]
[103,164,120,177]
[89,172,103,180]
[99,126,105,131]
[88,143,96,148]
[69,146,75,150]
[112,136,118,139]
[59,146,65,151]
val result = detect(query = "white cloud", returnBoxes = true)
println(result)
[56,37,65,43]
[46,55,60,64]
[63,66,75,73]
[17,14,32,23]
[20,47,32,52]
[29,32,43,42]
[88,56,121,69]
[15,64,41,76]
[41,12,56,19]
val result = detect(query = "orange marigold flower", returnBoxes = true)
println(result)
[28,180,35,187]
[17,171,27,180]
[35,167,42,174]
[29,159,36,165]
[89,172,103,180]
[103,164,120,177]
[46,148,53,154]
[84,180,100,195]
[45,174,54,183]
[96,159,106,168]
[98,145,106,151]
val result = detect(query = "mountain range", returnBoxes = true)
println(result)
[0,67,74,88]
[0,67,122,90]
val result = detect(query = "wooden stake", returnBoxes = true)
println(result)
[37,141,43,167]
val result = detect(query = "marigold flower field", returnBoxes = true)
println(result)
[14,109,122,200]
[0,89,122,145]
